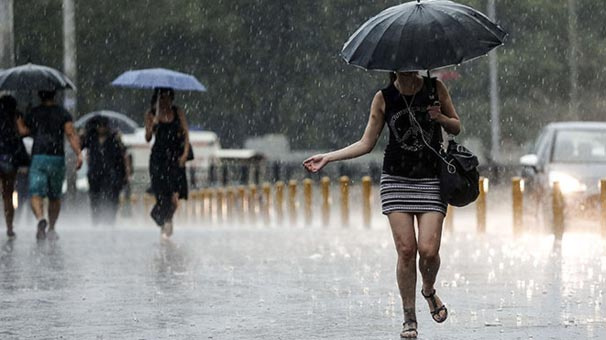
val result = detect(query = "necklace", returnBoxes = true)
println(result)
[401,88,416,115]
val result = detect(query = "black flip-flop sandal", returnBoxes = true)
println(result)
[400,319,418,338]
[421,289,448,323]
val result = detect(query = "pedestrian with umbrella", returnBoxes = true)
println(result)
[80,115,129,226]
[303,1,506,337]
[0,63,82,240]
[112,68,205,238]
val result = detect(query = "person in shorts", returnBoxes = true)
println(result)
[24,90,82,240]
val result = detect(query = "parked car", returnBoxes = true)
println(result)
[520,122,606,224]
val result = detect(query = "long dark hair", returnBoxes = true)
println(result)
[388,72,397,86]
[149,87,175,113]
[0,95,18,123]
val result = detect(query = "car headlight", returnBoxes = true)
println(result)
[548,171,587,194]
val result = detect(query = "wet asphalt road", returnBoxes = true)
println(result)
[1,216,605,339]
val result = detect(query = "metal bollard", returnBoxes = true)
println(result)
[237,186,246,223]
[249,185,257,224]
[207,188,215,222]
[216,188,225,223]
[512,177,524,236]
[226,187,236,222]
[186,192,195,223]
[303,179,313,225]
[362,176,372,228]
[340,176,350,226]
[444,205,454,232]
[288,180,297,225]
[193,190,201,218]
[552,181,564,239]
[275,181,285,224]
[476,177,488,233]
[601,179,606,238]
[321,177,330,227]
[262,182,271,224]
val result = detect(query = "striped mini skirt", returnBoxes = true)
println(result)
[380,173,447,216]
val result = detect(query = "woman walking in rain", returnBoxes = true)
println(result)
[0,95,29,239]
[81,116,129,226]
[144,87,190,238]
[304,71,460,338]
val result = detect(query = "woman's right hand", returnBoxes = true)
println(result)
[303,154,329,173]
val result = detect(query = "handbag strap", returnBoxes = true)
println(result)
[407,109,457,174]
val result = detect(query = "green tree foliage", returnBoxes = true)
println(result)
[12,0,606,152]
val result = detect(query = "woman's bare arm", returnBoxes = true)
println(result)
[16,116,29,136]
[303,91,385,173]
[428,79,461,135]
[177,108,190,167]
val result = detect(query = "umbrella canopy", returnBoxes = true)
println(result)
[0,63,76,91]
[111,68,206,91]
[341,0,507,71]
[75,110,139,134]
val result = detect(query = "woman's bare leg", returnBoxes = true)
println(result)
[1,173,16,235]
[417,211,447,321]
[387,212,418,337]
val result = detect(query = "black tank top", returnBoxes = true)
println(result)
[151,106,183,163]
[381,78,442,178]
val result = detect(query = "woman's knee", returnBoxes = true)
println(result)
[394,239,417,261]
[417,243,440,260]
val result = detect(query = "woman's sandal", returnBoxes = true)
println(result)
[400,319,418,338]
[421,289,448,323]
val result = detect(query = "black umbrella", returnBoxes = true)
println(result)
[0,63,76,91]
[341,0,507,71]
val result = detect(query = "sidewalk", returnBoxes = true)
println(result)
[1,223,604,339]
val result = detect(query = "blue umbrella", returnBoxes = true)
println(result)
[111,68,206,91]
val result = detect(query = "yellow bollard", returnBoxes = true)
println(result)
[303,179,313,225]
[552,181,564,239]
[262,182,271,224]
[226,187,236,222]
[186,192,195,223]
[249,185,258,224]
[201,189,208,219]
[444,205,454,232]
[237,186,246,223]
[207,188,215,222]
[340,176,350,227]
[476,177,488,233]
[288,180,297,225]
[321,177,330,226]
[199,189,206,219]
[275,181,285,224]
[362,176,372,228]
[216,188,225,223]
[601,179,606,238]
[512,177,524,236]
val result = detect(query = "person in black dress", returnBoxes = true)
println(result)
[144,87,190,238]
[81,116,128,226]
[0,95,29,239]
[304,72,461,338]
